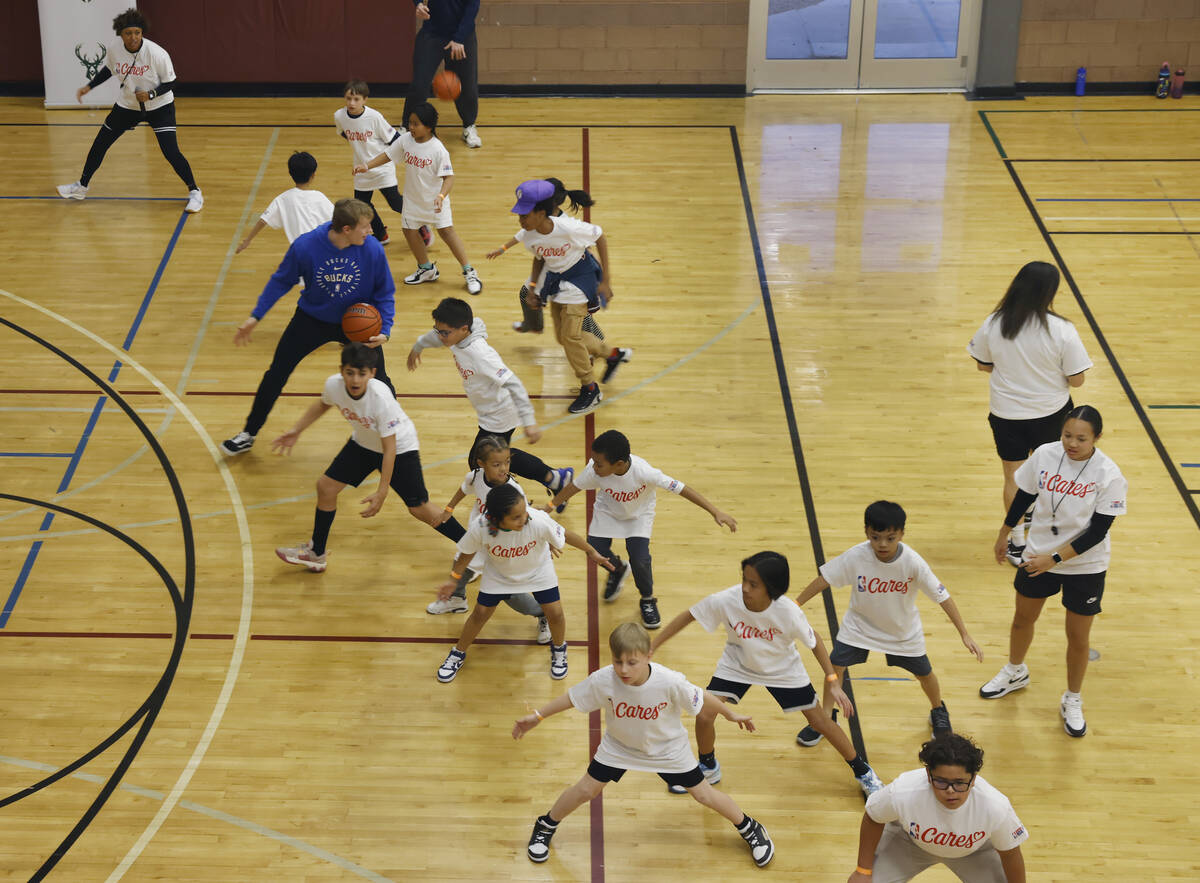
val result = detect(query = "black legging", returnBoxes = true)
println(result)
[80,104,196,190]
[403,29,479,128]
[355,186,404,240]
[242,308,394,437]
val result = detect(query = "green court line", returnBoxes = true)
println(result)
[977,110,1006,159]
[1148,404,1200,409]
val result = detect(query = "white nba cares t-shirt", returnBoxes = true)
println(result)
[384,132,453,216]
[451,337,522,432]
[321,375,416,455]
[819,542,950,656]
[572,455,685,539]
[336,106,399,190]
[1015,441,1127,574]
[456,507,564,595]
[967,313,1092,420]
[867,769,1029,859]
[515,215,604,305]
[107,37,175,112]
[261,188,335,243]
[690,585,817,688]
[569,663,705,773]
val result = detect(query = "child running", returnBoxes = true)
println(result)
[487,179,631,414]
[793,501,983,747]
[651,551,884,798]
[407,297,574,500]
[513,622,776,868]
[433,483,612,684]
[354,101,482,295]
[271,342,466,572]
[236,151,334,253]
[334,78,429,247]
[427,435,551,645]
[546,429,737,630]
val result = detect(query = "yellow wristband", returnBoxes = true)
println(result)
[826,673,840,683]
[501,243,510,251]
[450,570,463,580]
[856,868,873,877]
[533,709,544,721]
[443,505,454,512]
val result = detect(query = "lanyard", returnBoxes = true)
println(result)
[1048,450,1095,535]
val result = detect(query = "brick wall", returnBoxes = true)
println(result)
[1017,0,1200,83]
[477,0,749,86]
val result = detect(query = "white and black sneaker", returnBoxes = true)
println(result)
[797,708,836,746]
[57,180,88,200]
[930,702,952,737]
[639,597,662,630]
[405,263,439,284]
[527,815,557,862]
[536,616,552,645]
[1060,692,1087,737]
[220,431,255,455]
[979,663,1030,699]
[1005,539,1025,567]
[603,558,629,602]
[463,266,483,295]
[566,383,602,414]
[550,642,568,679]
[601,347,633,383]
[437,648,466,683]
[738,817,775,868]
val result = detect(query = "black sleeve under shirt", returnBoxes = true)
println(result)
[87,67,113,90]
[1069,513,1116,556]
[1004,490,1037,528]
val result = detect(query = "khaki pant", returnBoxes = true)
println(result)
[551,301,609,386]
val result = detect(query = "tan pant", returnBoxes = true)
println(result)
[551,301,609,386]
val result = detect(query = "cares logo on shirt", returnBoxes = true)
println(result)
[339,407,371,429]
[604,484,647,503]
[116,62,150,76]
[453,357,474,381]
[855,575,911,594]
[404,153,433,169]
[907,823,987,849]
[343,130,374,141]
[534,244,570,258]
[490,539,537,559]
[316,256,361,297]
[611,700,669,720]
[732,621,783,641]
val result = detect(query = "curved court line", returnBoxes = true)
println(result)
[0,128,279,527]
[0,289,257,882]
[0,755,394,883]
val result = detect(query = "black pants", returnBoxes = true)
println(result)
[470,426,550,487]
[588,536,653,597]
[403,28,478,128]
[81,103,197,190]
[242,308,393,437]
[355,186,404,241]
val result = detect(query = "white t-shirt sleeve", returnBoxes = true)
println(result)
[152,43,176,85]
[987,798,1030,852]
[865,782,901,823]
[967,318,992,363]
[260,194,285,228]
[818,548,855,588]
[1013,448,1045,496]
[572,461,600,491]
[374,113,398,144]
[672,674,706,719]
[533,509,567,552]
[645,462,685,495]
[436,142,454,178]
[913,557,950,604]
[567,669,606,714]
[455,519,484,558]
[689,591,726,633]
[1060,323,1092,377]
[1094,468,1129,518]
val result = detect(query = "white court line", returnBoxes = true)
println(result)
[0,288,256,883]
[0,755,394,883]
[0,406,172,414]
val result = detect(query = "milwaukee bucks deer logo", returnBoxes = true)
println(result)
[74,43,107,80]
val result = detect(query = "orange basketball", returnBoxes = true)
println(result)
[432,69,462,101]
[341,303,382,342]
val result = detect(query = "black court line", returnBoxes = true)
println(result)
[4,122,732,129]
[0,317,195,879]
[728,126,869,762]
[1008,158,1200,163]
[978,116,1200,531]
[1052,231,1200,235]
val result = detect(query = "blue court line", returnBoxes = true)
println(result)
[1183,463,1200,468]
[1,210,189,628]
[1149,404,1200,408]
[2,195,185,202]
[855,676,912,682]
[0,452,75,458]
[1036,198,1200,202]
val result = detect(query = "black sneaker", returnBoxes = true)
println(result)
[639,597,662,630]
[603,558,629,602]
[739,818,775,868]
[220,431,255,455]
[527,815,557,863]
[930,702,952,737]
[601,347,633,383]
[566,383,602,414]
[796,708,836,746]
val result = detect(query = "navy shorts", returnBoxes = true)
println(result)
[830,639,933,677]
[988,399,1073,462]
[587,759,705,789]
[1015,568,1105,615]
[476,586,560,608]
[103,101,178,133]
[325,441,429,507]
[706,675,818,712]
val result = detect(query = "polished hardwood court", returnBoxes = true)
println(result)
[0,93,1197,881]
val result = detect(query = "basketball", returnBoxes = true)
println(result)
[341,302,382,342]
[432,69,462,101]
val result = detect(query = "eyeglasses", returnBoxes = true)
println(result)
[433,327,453,337]
[929,775,974,793]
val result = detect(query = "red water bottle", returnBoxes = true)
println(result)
[1156,62,1171,98]
[1171,68,1185,98]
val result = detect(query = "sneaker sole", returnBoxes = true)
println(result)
[640,616,662,630]
[426,603,468,614]
[220,444,253,456]
[796,731,823,747]
[527,850,549,863]
[550,668,568,680]
[979,676,1029,699]
[567,391,603,414]
[437,670,460,683]
[603,567,628,603]
[275,549,325,572]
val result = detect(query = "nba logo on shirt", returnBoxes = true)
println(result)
[1011,825,1025,839]
[856,575,867,592]
[1109,500,1123,511]
[908,822,921,840]
[1037,469,1049,489]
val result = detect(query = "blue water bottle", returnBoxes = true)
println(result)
[1075,67,1087,96]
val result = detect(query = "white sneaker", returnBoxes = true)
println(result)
[466,567,481,583]
[550,643,568,679]
[535,616,552,644]
[426,596,468,614]
[856,766,884,797]
[979,663,1030,699]
[463,266,482,295]
[275,541,327,573]
[404,263,439,284]
[1060,692,1087,737]
[57,181,88,200]
[220,431,255,455]
[462,125,482,148]
[437,648,466,683]
[185,189,204,213]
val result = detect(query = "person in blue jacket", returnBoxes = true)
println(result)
[221,198,395,456]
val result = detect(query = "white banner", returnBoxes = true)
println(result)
[40,0,137,109]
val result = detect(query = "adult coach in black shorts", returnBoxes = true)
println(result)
[57,8,202,213]
[402,0,483,149]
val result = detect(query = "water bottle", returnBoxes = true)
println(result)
[1171,68,1185,98]
[1157,62,1171,98]
[1075,67,1086,96]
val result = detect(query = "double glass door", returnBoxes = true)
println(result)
[747,0,981,90]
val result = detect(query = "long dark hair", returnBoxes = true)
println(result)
[545,177,595,214]
[992,261,1063,339]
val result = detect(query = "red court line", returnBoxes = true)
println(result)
[0,389,573,399]
[584,358,605,881]
[0,631,586,647]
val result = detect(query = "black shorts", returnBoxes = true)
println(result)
[587,759,705,789]
[476,586,560,608]
[1014,568,1105,615]
[324,441,428,507]
[830,639,933,677]
[988,398,1074,462]
[103,101,178,134]
[706,675,818,712]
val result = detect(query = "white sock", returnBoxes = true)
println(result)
[1009,525,1025,546]
[1005,661,1026,674]
[1063,690,1080,701]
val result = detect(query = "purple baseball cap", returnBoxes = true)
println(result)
[511,179,555,214]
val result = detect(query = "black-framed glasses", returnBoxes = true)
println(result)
[929,774,974,793]
[433,327,453,337]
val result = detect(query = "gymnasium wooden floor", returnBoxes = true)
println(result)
[1,93,1197,881]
